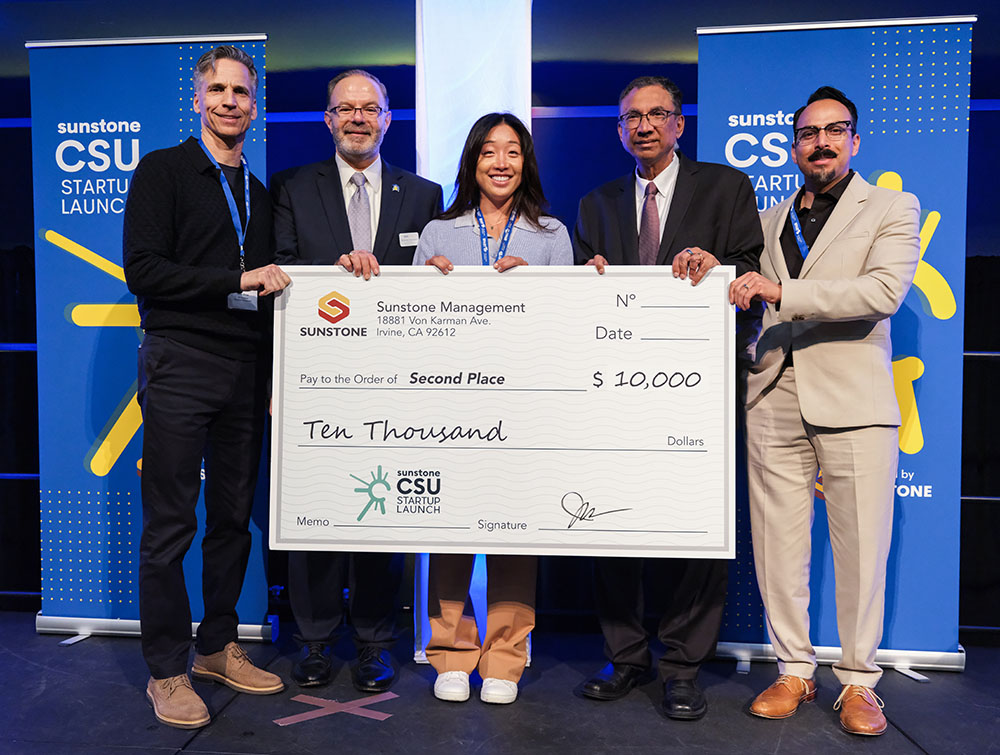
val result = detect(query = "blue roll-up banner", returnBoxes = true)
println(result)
[699,17,972,667]
[27,35,272,638]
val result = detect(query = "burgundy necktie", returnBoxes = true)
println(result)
[638,181,659,266]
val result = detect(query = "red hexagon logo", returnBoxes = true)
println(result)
[318,290,350,324]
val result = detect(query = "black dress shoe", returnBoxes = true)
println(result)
[662,678,707,720]
[292,642,332,687]
[579,662,650,701]
[352,646,396,693]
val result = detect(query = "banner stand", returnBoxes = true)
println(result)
[716,643,964,673]
[26,34,273,642]
[36,615,275,643]
[697,16,973,672]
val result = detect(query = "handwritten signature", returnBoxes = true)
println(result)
[560,492,632,529]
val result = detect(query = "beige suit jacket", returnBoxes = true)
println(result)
[746,173,920,428]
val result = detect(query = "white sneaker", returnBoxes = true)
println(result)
[481,677,518,704]
[433,670,470,702]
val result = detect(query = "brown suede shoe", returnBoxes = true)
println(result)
[834,684,887,736]
[192,642,285,695]
[750,674,817,719]
[146,674,210,729]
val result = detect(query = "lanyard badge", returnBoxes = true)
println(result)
[198,139,251,271]
[788,202,810,259]
[198,140,256,311]
[475,208,518,266]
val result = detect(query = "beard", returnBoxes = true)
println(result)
[334,125,382,162]
[805,164,838,187]
[804,148,839,187]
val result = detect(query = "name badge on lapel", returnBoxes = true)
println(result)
[227,291,258,311]
[399,232,419,247]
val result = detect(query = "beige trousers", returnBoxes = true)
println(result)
[425,553,536,682]
[746,365,897,687]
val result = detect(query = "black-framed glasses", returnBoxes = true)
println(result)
[794,121,853,144]
[327,105,384,119]
[618,109,681,128]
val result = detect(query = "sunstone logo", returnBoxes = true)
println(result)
[301,290,367,337]
[318,290,350,324]
[350,466,443,520]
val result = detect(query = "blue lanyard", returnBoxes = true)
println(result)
[475,208,517,266]
[787,198,810,259]
[199,139,250,271]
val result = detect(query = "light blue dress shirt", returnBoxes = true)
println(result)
[412,210,573,267]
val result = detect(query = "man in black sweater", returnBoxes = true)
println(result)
[123,45,289,730]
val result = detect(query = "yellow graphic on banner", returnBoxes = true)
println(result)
[873,171,955,320]
[69,303,141,327]
[45,229,142,477]
[88,395,142,477]
[870,171,955,456]
[892,356,925,455]
[45,229,126,283]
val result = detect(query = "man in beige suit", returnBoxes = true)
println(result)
[729,86,920,737]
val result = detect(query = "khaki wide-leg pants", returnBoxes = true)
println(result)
[425,553,536,683]
[746,365,897,688]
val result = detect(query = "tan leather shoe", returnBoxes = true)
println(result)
[834,685,887,736]
[192,642,284,695]
[750,674,816,719]
[146,674,210,729]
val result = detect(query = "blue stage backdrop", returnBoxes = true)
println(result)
[699,17,972,667]
[27,35,272,637]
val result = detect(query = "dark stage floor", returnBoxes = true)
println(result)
[1,611,998,754]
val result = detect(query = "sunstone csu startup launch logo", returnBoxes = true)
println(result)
[301,290,368,337]
[351,466,443,521]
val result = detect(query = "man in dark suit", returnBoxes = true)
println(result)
[573,75,762,720]
[271,69,442,692]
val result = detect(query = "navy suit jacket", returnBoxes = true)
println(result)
[271,157,443,265]
[573,152,762,276]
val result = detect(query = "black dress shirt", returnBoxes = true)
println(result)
[779,169,854,279]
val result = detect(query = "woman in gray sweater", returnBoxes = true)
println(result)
[416,113,571,706]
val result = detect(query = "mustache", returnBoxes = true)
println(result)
[808,148,838,162]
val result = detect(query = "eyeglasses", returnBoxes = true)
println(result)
[618,109,681,128]
[794,121,853,145]
[327,105,384,119]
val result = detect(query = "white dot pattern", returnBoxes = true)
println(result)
[869,25,972,137]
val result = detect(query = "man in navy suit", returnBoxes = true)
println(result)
[573,75,762,721]
[271,69,442,692]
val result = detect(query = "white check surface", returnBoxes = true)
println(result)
[270,266,735,558]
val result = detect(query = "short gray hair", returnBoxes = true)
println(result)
[193,45,258,94]
[326,69,389,110]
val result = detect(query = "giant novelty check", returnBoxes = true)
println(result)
[270,266,735,558]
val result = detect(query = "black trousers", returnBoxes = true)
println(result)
[137,334,267,679]
[593,556,728,681]
[288,550,403,650]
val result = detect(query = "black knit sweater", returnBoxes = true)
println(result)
[123,136,273,360]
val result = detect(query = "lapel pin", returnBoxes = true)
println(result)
[392,184,400,192]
